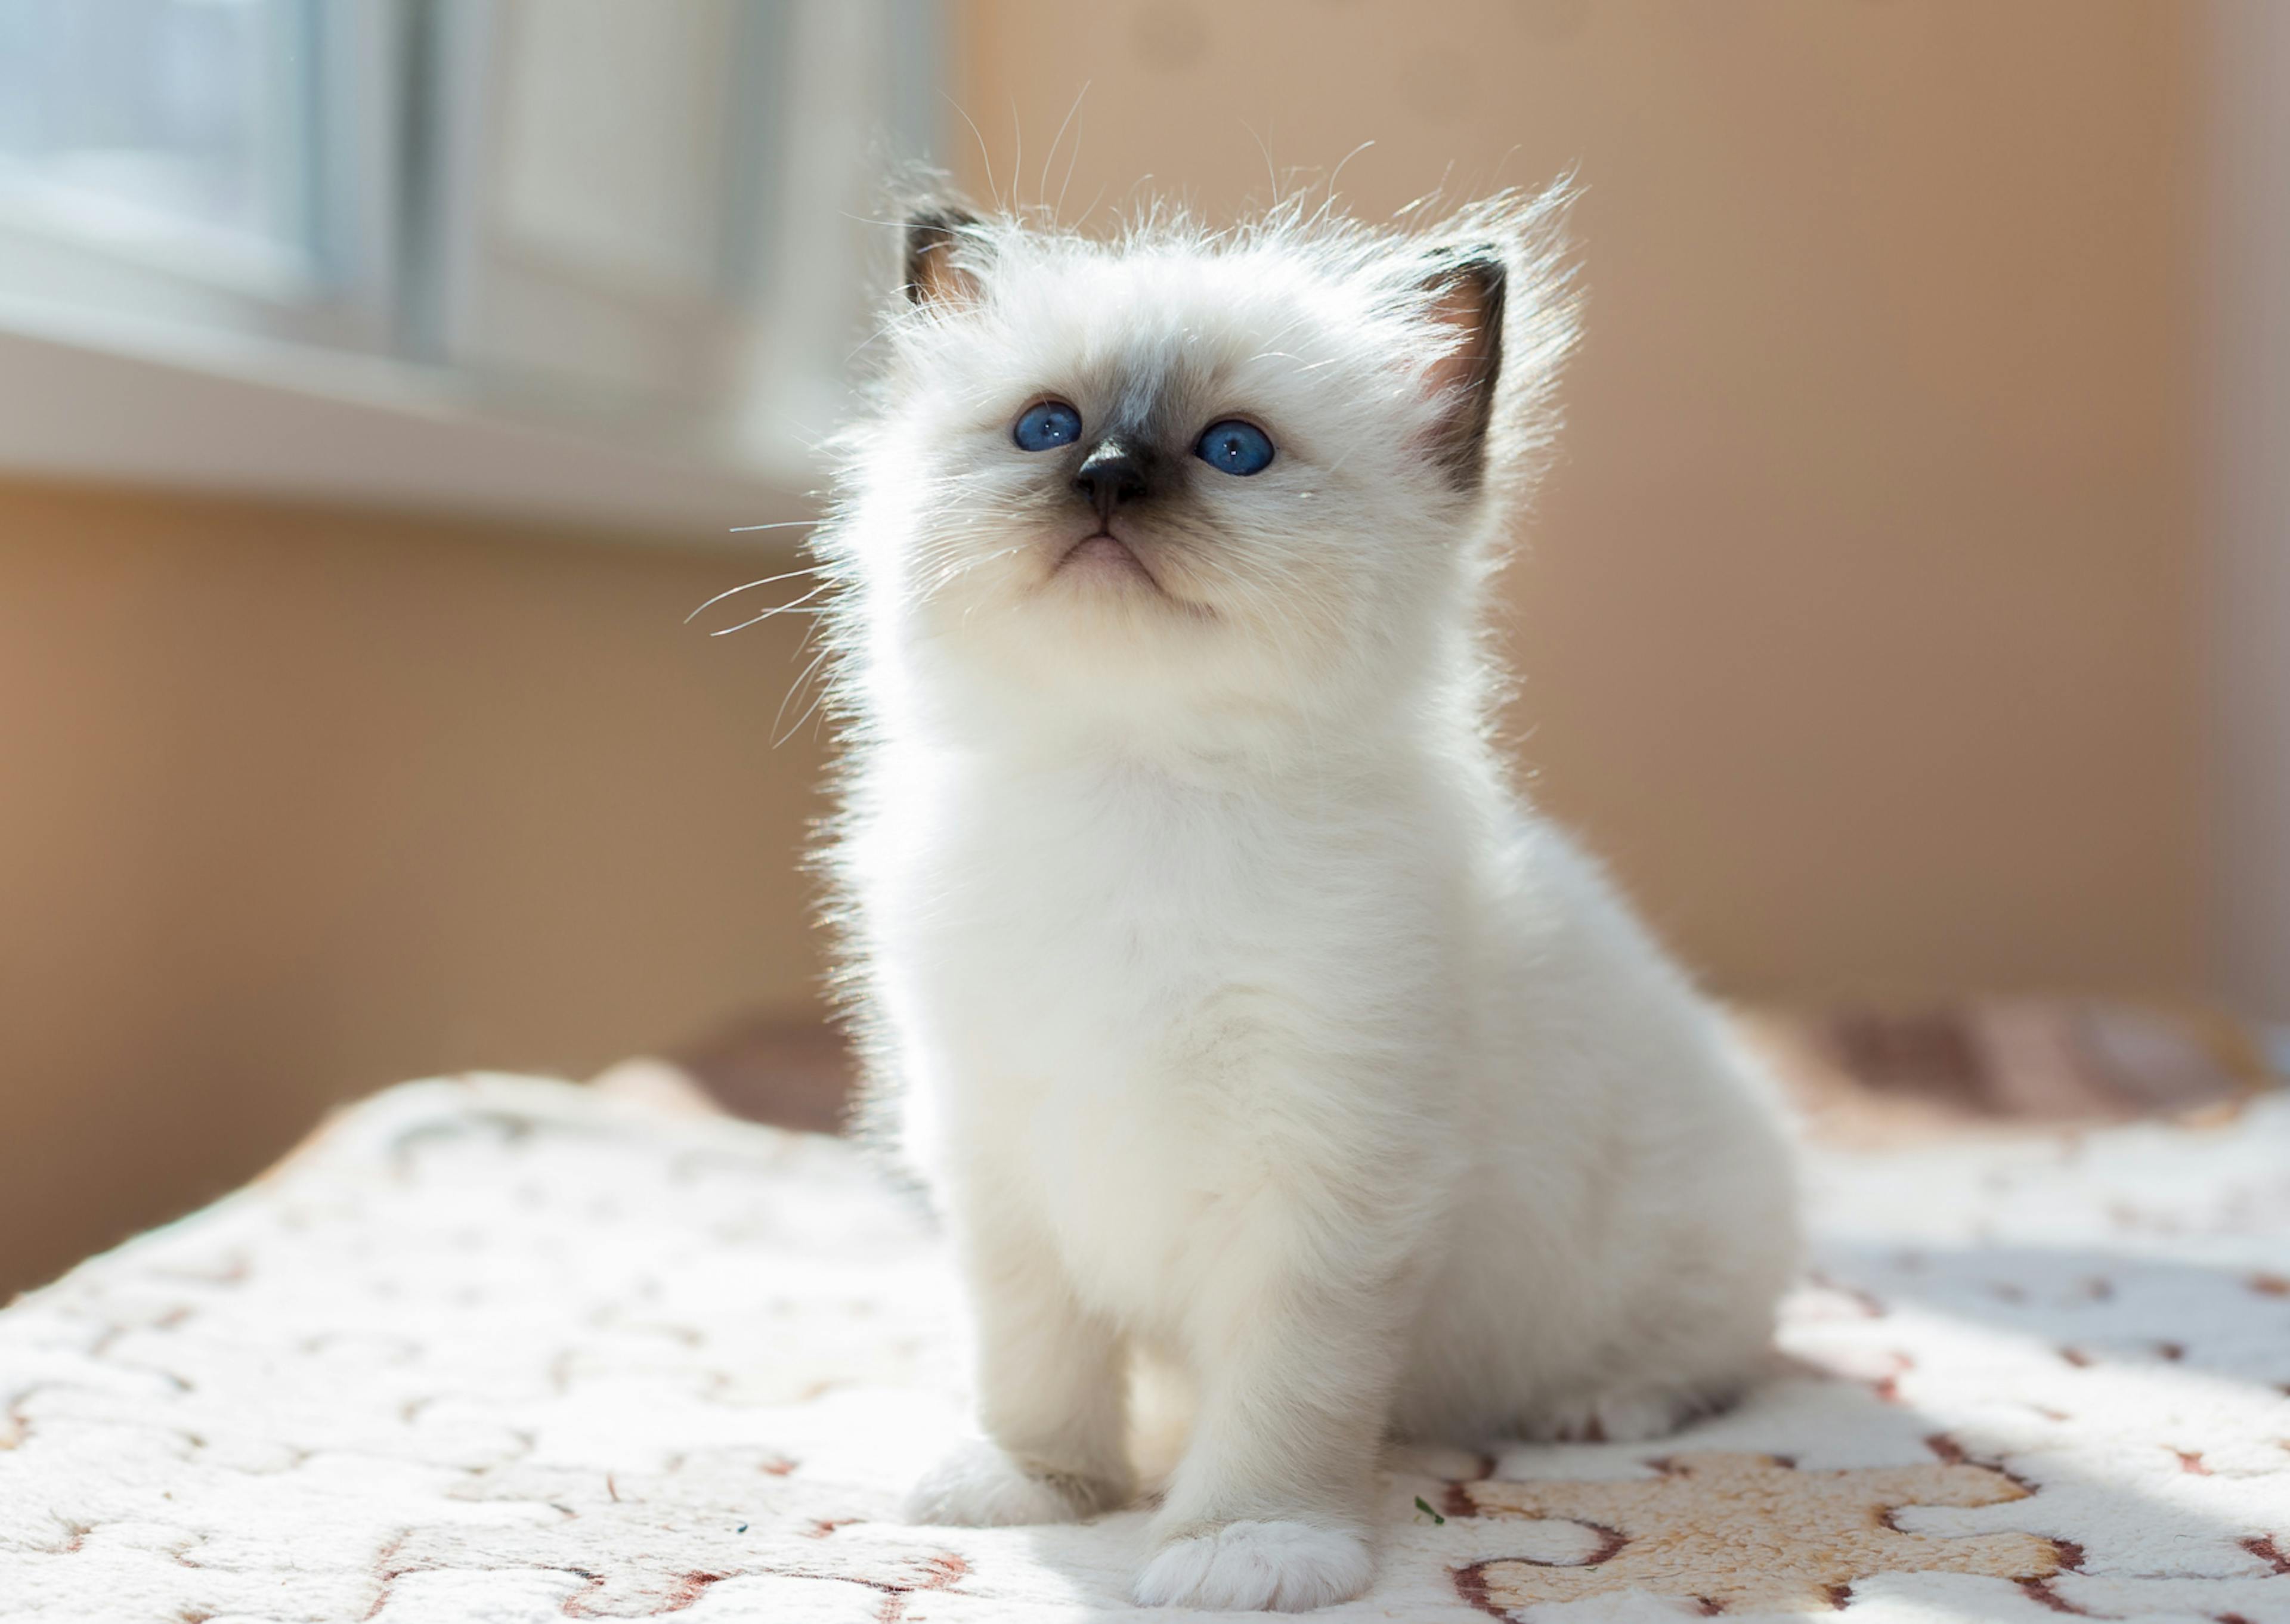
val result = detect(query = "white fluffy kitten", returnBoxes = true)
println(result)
[812,187,1799,1613]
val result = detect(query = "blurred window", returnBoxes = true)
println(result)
[0,0,318,289]
[0,0,942,470]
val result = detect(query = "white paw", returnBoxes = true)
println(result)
[1522,1383,1734,1445]
[904,1439,1103,1527]
[1134,1520,1373,1613]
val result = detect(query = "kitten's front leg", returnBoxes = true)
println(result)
[1133,1234,1412,1611]
[906,1199,1133,1527]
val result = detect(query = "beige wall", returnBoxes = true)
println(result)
[2208,0,2290,1024]
[957,0,2204,999]
[1,1,2211,1295]
[0,478,827,1296]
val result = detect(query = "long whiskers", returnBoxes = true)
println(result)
[685,565,828,625]
[705,578,836,637]
[1039,83,1089,215]
[772,641,837,746]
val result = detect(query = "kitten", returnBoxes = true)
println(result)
[811,186,1799,1613]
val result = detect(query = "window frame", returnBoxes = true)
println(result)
[0,0,945,528]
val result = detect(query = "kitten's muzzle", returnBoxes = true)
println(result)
[1073,440,1153,522]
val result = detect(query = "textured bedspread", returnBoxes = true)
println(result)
[3,1076,2288,1622]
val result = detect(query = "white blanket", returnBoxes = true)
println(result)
[2,1076,2286,1622]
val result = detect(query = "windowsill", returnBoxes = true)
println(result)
[0,294,816,546]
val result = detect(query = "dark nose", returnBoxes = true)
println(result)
[1073,441,1149,517]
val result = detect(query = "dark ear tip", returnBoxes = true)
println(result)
[905,205,980,305]
[1422,240,1510,351]
[1423,241,1509,297]
[905,204,977,243]
[1419,241,1510,492]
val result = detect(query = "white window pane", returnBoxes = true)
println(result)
[495,0,736,300]
[0,0,314,275]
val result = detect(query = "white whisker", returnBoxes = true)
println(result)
[685,566,825,623]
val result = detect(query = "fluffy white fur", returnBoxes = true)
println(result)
[811,187,1800,1612]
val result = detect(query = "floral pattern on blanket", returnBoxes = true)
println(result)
[1,1076,2286,1622]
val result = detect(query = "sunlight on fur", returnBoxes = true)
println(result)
[809,180,1800,1613]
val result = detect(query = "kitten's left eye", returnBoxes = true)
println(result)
[1195,419,1274,476]
[1013,400,1082,451]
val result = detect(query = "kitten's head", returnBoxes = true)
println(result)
[822,188,1575,740]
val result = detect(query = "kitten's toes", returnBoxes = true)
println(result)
[1134,1520,1372,1613]
[1523,1381,1740,1445]
[903,1439,1116,1527]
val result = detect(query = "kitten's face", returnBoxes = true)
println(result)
[840,209,1524,729]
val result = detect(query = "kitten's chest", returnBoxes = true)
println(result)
[861,745,1449,1324]
[887,755,1290,1036]
[875,756,1302,1308]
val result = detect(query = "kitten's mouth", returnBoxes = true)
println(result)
[1046,528,1210,619]
[1056,528,1159,587]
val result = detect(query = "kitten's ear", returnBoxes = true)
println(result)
[905,205,983,309]
[1418,245,1508,489]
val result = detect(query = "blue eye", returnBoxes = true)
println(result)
[1013,400,1082,452]
[1195,419,1274,476]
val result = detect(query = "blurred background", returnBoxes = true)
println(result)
[2,0,2285,1298]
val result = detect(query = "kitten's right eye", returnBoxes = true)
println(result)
[1012,400,1082,452]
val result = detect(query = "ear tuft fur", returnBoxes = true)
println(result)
[905,205,983,309]
[1418,245,1508,491]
